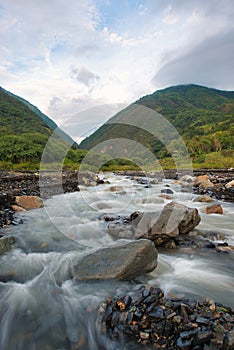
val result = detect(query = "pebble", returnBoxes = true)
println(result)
[100,285,234,349]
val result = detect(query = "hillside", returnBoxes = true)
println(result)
[80,84,234,168]
[0,87,81,170]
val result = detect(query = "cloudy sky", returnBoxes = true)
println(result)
[0,0,233,141]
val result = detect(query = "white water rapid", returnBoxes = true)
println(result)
[0,173,233,350]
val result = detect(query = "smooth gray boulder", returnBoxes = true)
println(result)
[71,239,157,281]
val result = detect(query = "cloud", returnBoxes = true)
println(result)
[0,0,233,140]
[71,66,100,86]
[163,5,179,25]
[153,29,234,90]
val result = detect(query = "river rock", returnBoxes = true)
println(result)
[194,175,214,190]
[101,285,234,349]
[158,194,172,200]
[109,185,124,192]
[141,197,164,204]
[0,236,16,254]
[194,195,214,202]
[150,178,158,184]
[11,204,26,212]
[71,239,158,281]
[225,180,234,189]
[179,175,196,187]
[199,179,214,190]
[15,196,43,210]
[194,175,210,185]
[107,203,201,247]
[134,202,201,243]
[223,329,234,350]
[161,188,174,194]
[205,204,223,214]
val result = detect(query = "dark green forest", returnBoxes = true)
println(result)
[0,87,84,170]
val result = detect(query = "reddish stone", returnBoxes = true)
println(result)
[205,204,223,214]
[15,196,43,210]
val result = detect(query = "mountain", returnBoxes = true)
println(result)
[80,84,234,167]
[0,87,78,169]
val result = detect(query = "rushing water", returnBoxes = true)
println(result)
[0,173,234,350]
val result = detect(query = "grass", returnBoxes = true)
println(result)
[0,151,233,172]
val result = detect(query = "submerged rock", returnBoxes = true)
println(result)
[109,185,125,193]
[194,195,214,203]
[0,236,16,254]
[71,239,158,281]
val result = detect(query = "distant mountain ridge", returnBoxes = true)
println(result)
[80,84,234,165]
[0,86,75,145]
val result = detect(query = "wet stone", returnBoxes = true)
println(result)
[100,285,234,349]
[196,316,210,325]
[148,306,164,319]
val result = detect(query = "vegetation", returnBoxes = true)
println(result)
[0,87,84,170]
[80,84,234,169]
[0,84,233,171]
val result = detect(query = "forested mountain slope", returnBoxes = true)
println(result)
[80,85,234,166]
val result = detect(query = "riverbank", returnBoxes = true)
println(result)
[100,285,234,350]
[0,170,102,228]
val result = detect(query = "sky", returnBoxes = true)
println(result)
[0,0,233,142]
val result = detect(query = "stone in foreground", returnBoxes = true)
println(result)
[101,286,234,350]
[71,239,157,281]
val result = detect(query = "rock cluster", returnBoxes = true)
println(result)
[0,170,103,228]
[105,202,201,248]
[179,173,234,202]
[100,285,234,349]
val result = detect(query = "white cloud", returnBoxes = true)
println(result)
[0,0,233,140]
[163,5,179,25]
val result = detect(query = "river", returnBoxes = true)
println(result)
[0,173,233,349]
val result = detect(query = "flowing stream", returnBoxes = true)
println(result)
[0,173,233,350]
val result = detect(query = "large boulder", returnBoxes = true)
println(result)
[71,239,157,281]
[0,236,16,255]
[15,196,43,210]
[134,202,201,244]
[107,202,201,247]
